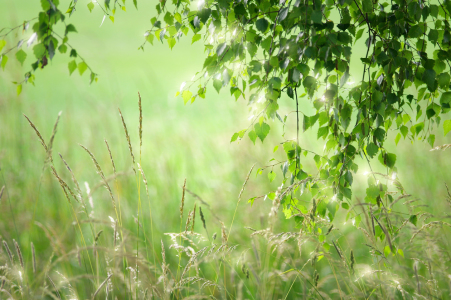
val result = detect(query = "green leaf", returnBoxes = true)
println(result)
[355,28,364,44]
[444,120,451,136]
[167,37,176,49]
[182,90,192,105]
[428,29,439,44]
[366,143,378,158]
[409,215,418,226]
[68,60,77,75]
[78,62,88,75]
[342,202,349,210]
[230,132,239,142]
[33,43,46,59]
[109,16,115,23]
[440,92,451,105]
[197,8,211,24]
[384,245,391,257]
[408,25,423,38]
[373,128,385,142]
[1,55,8,70]
[379,152,397,168]
[248,130,257,144]
[362,0,373,13]
[174,12,182,23]
[366,185,380,199]
[146,34,154,45]
[17,84,22,96]
[423,69,437,92]
[395,133,401,145]
[216,43,227,57]
[317,126,328,139]
[311,10,322,23]
[438,73,451,89]
[90,72,96,84]
[192,34,202,44]
[427,134,435,147]
[87,2,94,12]
[164,12,174,25]
[278,7,289,22]
[65,24,77,35]
[58,44,67,54]
[0,40,6,52]
[15,49,27,66]
[268,171,276,182]
[400,125,408,138]
[213,79,222,93]
[254,122,270,142]
[255,18,269,32]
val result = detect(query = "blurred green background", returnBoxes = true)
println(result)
[1,0,451,297]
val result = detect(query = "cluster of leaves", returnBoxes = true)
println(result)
[0,0,122,94]
[143,0,451,229]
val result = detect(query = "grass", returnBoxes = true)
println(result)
[1,1,451,299]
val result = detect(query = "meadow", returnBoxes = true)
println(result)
[1,1,451,299]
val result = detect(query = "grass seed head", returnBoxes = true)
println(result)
[104,139,116,174]
[23,114,48,152]
[199,206,206,230]
[0,186,4,202]
[118,108,136,175]
[2,240,13,265]
[13,239,24,269]
[31,242,36,273]
[180,179,186,219]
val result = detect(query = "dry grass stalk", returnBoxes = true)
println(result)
[113,222,118,248]
[50,166,78,203]
[326,225,333,235]
[31,242,36,273]
[76,247,81,267]
[47,275,62,300]
[138,92,142,150]
[118,108,136,175]
[23,114,48,152]
[87,171,129,198]
[199,207,206,230]
[92,274,112,299]
[104,139,116,174]
[2,241,13,265]
[59,153,82,202]
[220,221,227,246]
[137,163,150,198]
[350,250,355,274]
[185,210,193,232]
[46,111,62,163]
[238,164,255,203]
[373,215,393,251]
[0,186,4,202]
[430,144,451,151]
[95,230,103,243]
[80,144,116,210]
[191,203,197,234]
[332,241,342,259]
[314,270,319,287]
[161,240,167,294]
[180,179,186,219]
[414,263,420,294]
[13,240,24,269]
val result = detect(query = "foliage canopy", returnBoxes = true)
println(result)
[3,0,450,214]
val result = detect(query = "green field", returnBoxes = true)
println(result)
[2,1,451,299]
